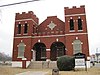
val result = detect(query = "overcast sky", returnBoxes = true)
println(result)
[0,0,100,56]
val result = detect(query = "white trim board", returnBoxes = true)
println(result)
[65,13,86,17]
[14,33,88,38]
[16,18,38,25]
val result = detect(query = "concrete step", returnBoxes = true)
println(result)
[28,61,57,69]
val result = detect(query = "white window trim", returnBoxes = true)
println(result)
[69,30,75,32]
[17,34,21,35]
[17,56,24,58]
[78,30,83,32]
[23,33,28,35]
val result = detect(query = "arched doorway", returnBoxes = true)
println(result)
[33,42,46,61]
[50,42,66,61]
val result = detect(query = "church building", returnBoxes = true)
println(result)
[12,5,89,67]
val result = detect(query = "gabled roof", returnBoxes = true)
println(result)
[37,16,65,32]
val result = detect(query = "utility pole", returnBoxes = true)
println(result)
[0,0,40,7]
[96,48,98,63]
[0,10,1,24]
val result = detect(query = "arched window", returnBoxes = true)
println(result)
[24,23,28,34]
[78,18,82,30]
[18,42,25,58]
[73,40,82,54]
[18,24,21,34]
[70,19,74,30]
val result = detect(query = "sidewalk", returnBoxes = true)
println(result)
[16,71,48,75]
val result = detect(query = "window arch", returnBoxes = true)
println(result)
[70,19,74,30]
[78,18,82,30]
[24,23,28,34]
[17,24,21,34]
[73,40,82,54]
[18,42,25,58]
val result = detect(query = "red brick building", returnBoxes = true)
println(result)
[12,5,89,63]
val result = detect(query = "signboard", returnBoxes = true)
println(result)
[74,53,87,71]
[75,58,85,66]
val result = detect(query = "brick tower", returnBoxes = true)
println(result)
[12,11,39,62]
[64,5,89,57]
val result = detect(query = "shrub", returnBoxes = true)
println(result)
[57,55,75,71]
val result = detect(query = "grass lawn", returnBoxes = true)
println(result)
[0,65,100,75]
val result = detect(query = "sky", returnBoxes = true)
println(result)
[0,0,100,56]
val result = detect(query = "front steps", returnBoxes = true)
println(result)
[28,61,57,69]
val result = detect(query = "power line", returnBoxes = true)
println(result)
[0,0,39,7]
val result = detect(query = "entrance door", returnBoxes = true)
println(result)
[33,42,46,61]
[50,42,66,61]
